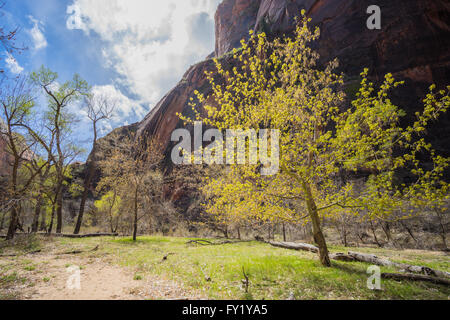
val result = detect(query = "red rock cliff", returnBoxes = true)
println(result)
[215,0,262,57]
[133,0,449,157]
[81,0,450,216]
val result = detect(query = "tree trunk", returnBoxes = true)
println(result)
[6,206,18,240]
[357,232,365,245]
[6,160,20,240]
[303,223,314,242]
[400,221,419,247]
[110,214,115,234]
[369,221,382,247]
[435,210,447,250]
[31,197,43,233]
[381,222,393,243]
[237,226,241,240]
[335,223,345,246]
[39,208,47,231]
[0,211,6,231]
[440,231,447,251]
[132,188,138,241]
[48,198,57,234]
[301,180,330,267]
[74,188,88,235]
[74,159,96,235]
[56,186,63,234]
[342,224,348,247]
[282,223,287,242]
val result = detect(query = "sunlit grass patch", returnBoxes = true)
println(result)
[44,235,450,300]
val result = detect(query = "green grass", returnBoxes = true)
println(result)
[0,272,22,285]
[23,265,36,272]
[50,236,450,300]
[0,234,42,255]
[0,271,28,299]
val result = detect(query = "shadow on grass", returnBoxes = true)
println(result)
[331,261,370,276]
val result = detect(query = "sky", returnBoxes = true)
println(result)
[0,0,221,158]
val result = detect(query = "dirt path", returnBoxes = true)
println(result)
[0,252,203,300]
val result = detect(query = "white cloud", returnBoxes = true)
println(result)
[28,16,48,50]
[91,84,146,119]
[4,52,24,74]
[66,0,220,110]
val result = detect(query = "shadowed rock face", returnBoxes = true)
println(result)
[215,0,263,57]
[253,0,450,86]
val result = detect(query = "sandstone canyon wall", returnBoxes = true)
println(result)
[134,0,450,160]
[84,0,450,211]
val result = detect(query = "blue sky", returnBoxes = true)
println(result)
[0,0,220,159]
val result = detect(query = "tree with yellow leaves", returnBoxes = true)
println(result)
[182,13,449,266]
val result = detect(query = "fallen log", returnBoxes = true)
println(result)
[268,242,358,262]
[348,251,395,267]
[268,242,356,261]
[266,242,450,279]
[268,241,319,253]
[186,239,213,245]
[382,273,450,286]
[0,249,41,257]
[348,251,450,278]
[329,252,356,262]
[400,265,450,279]
[60,245,99,255]
[186,239,253,246]
[54,233,118,238]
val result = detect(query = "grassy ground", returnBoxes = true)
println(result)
[1,235,449,300]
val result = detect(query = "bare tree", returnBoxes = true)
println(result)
[0,1,26,75]
[74,93,115,234]
[97,135,163,241]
